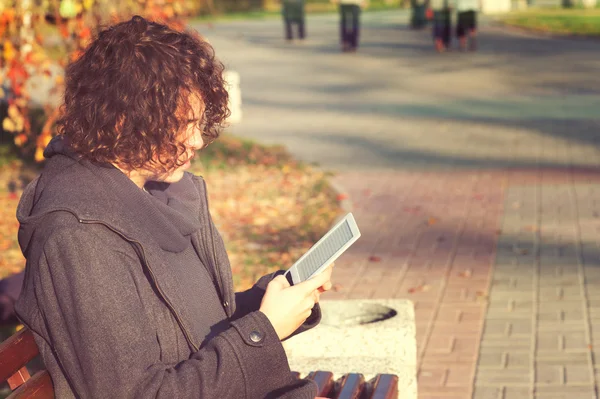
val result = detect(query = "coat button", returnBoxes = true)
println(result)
[249,331,263,343]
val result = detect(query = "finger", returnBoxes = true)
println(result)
[301,266,333,292]
[301,308,312,323]
[270,274,291,290]
[317,281,332,293]
[311,289,320,303]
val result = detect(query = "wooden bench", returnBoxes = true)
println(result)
[297,371,399,399]
[0,327,53,399]
[1,327,398,399]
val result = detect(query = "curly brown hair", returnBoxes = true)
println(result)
[57,15,230,172]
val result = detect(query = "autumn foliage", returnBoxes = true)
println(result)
[0,0,199,162]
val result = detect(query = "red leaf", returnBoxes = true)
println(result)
[336,193,348,201]
[368,256,381,262]
[408,284,431,294]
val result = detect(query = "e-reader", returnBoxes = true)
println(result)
[284,213,361,285]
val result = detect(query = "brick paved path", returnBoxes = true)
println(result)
[327,170,503,398]
[325,167,600,398]
[196,10,600,399]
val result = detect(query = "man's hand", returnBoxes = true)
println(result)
[259,264,334,340]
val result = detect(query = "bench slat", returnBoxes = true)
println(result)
[7,370,53,399]
[335,373,365,399]
[7,367,32,390]
[0,328,39,384]
[369,374,399,399]
[307,371,334,397]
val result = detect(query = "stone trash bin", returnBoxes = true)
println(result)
[283,299,417,399]
[223,70,242,124]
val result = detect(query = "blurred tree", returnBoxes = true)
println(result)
[0,0,200,162]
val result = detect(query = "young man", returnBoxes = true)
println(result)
[337,0,368,52]
[282,0,306,41]
[456,0,479,51]
[430,0,451,52]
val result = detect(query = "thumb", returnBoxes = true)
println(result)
[300,265,333,293]
[269,274,291,291]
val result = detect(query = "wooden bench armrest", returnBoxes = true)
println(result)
[7,371,53,399]
[0,328,39,386]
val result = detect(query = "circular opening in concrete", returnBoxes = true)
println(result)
[320,302,397,327]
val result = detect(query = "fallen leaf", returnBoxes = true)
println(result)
[427,217,438,226]
[458,270,472,278]
[408,284,431,294]
[369,256,382,262]
[336,193,348,201]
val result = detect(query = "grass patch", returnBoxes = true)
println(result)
[0,135,342,291]
[499,8,600,36]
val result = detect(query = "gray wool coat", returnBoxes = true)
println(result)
[15,136,319,398]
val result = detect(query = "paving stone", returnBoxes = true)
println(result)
[534,385,596,399]
[418,362,474,388]
[539,287,585,301]
[482,319,533,337]
[479,337,533,351]
[535,364,564,385]
[536,331,589,353]
[537,320,587,333]
[418,386,472,398]
[488,291,535,301]
[473,385,534,399]
[536,352,591,365]
[475,368,532,385]
[487,298,535,312]
[538,308,585,323]
[485,309,533,319]
[477,350,532,369]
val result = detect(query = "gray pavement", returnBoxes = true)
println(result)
[193,11,600,172]
[191,11,600,398]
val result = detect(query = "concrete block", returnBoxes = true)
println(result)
[283,299,417,399]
